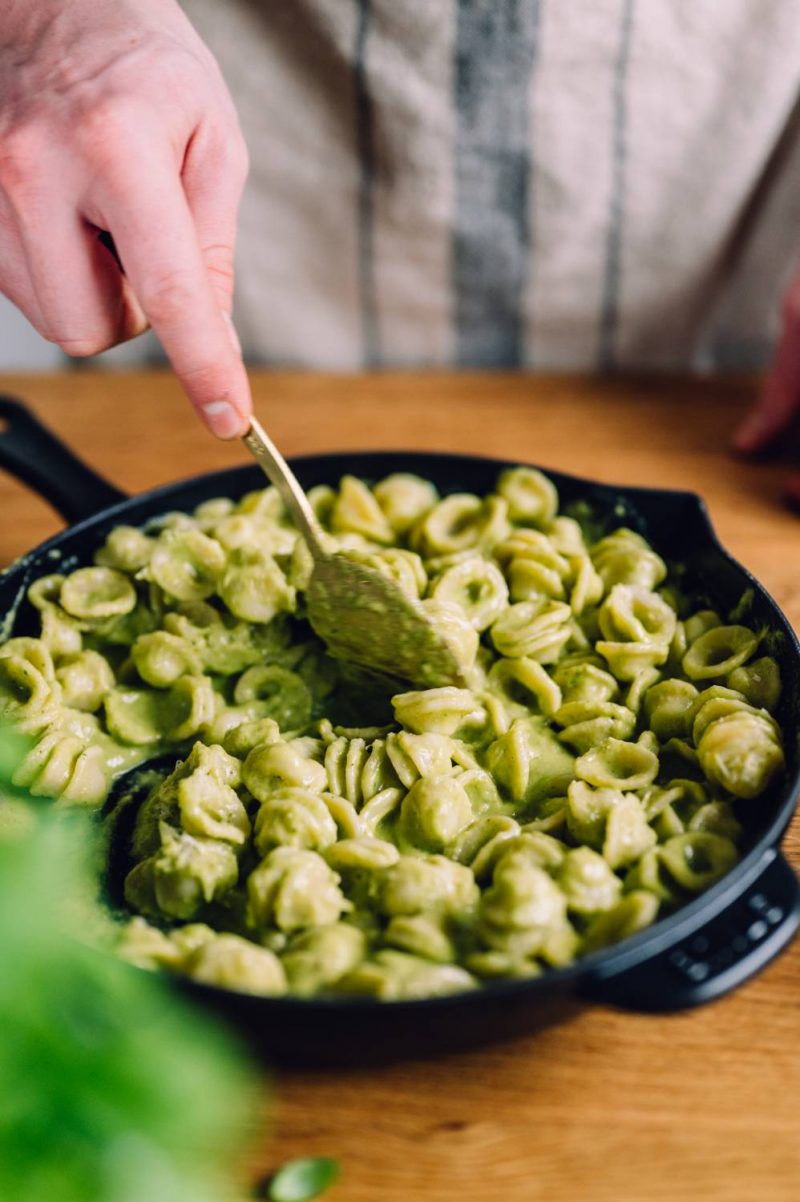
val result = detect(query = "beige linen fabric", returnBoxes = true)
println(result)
[158,0,800,370]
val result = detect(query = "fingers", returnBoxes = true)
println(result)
[0,217,47,334]
[96,138,251,439]
[182,119,249,317]
[0,176,147,354]
[0,3,250,437]
[0,119,250,441]
[733,278,800,453]
[16,202,146,354]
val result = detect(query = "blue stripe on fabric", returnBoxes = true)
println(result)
[598,0,636,369]
[453,0,542,367]
[354,0,380,365]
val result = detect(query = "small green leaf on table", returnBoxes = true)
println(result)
[266,1157,340,1202]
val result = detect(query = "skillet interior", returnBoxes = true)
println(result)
[1,451,798,1063]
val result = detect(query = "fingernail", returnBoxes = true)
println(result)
[201,399,246,439]
[223,311,242,355]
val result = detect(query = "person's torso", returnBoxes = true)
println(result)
[172,0,800,371]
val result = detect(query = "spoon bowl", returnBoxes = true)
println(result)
[242,418,463,687]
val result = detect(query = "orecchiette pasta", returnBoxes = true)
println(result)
[429,556,509,630]
[1,467,785,1001]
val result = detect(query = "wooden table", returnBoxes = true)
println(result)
[1,371,798,1202]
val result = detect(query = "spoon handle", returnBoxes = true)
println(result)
[242,417,328,559]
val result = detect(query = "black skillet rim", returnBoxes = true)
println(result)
[1,448,798,1014]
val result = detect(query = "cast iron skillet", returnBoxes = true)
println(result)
[1,395,799,1066]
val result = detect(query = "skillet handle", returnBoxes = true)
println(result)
[585,849,800,1012]
[0,395,126,524]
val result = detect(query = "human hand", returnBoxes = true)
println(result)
[732,272,800,506]
[0,0,250,438]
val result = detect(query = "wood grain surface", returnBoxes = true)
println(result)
[0,370,798,1202]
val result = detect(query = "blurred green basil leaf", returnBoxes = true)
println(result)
[0,800,260,1202]
[266,1157,340,1202]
